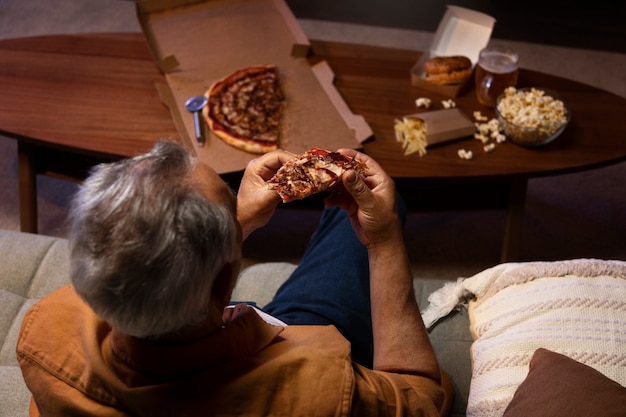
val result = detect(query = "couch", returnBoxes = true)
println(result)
[3,229,625,417]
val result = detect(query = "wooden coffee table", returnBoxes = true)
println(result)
[1,33,625,261]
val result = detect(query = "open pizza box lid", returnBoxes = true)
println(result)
[136,0,372,174]
[410,5,495,97]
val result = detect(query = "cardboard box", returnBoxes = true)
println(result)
[136,0,371,174]
[420,108,475,147]
[410,5,495,97]
[396,108,475,155]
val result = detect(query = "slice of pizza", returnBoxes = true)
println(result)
[203,65,285,154]
[266,148,368,203]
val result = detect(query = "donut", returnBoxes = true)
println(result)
[422,56,472,85]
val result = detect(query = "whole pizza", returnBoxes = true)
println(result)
[202,65,285,154]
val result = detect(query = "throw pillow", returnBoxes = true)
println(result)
[466,260,626,417]
[503,348,626,417]
[421,259,626,417]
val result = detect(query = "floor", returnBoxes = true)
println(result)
[0,0,625,281]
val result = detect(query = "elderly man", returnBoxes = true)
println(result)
[17,141,452,416]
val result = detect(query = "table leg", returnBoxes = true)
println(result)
[501,178,528,262]
[17,142,38,234]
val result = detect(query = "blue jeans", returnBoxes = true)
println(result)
[264,196,406,368]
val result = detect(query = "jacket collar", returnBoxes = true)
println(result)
[109,306,284,378]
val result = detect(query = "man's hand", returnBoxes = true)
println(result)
[328,149,441,381]
[325,149,401,248]
[237,150,294,240]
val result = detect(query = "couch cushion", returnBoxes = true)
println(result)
[0,230,69,298]
[0,366,33,417]
[415,278,472,417]
[0,230,71,367]
[233,262,298,308]
[0,230,72,417]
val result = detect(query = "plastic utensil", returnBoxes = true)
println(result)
[184,95,208,145]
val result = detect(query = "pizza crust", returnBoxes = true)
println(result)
[205,116,278,154]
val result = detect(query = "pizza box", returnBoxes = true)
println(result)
[136,0,372,174]
[410,5,495,97]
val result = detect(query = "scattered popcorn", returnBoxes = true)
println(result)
[457,149,473,160]
[483,143,496,152]
[473,111,488,122]
[442,99,456,109]
[415,97,432,109]
[475,122,490,136]
[474,112,506,148]
[486,118,500,132]
[394,116,428,156]
[474,132,489,144]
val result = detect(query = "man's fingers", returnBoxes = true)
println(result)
[246,149,294,180]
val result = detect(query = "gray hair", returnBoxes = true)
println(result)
[69,141,239,338]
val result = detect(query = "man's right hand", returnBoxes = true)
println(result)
[328,150,442,380]
[324,149,401,248]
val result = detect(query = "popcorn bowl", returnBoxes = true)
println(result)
[495,87,570,147]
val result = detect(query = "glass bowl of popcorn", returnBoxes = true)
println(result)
[495,87,570,146]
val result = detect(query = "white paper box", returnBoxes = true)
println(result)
[411,5,496,97]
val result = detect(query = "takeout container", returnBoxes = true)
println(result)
[418,108,475,147]
[396,108,475,157]
[135,0,372,174]
[410,5,496,97]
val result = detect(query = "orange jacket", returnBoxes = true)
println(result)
[17,286,450,417]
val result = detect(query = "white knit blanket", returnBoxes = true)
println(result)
[421,258,626,417]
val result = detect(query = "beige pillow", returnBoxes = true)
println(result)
[463,259,626,417]
[421,259,626,417]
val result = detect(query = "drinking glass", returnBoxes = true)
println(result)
[475,46,519,107]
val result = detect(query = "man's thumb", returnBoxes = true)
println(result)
[343,170,368,199]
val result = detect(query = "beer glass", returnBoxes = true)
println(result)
[475,46,519,107]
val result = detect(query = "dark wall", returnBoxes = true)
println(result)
[286,0,626,53]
